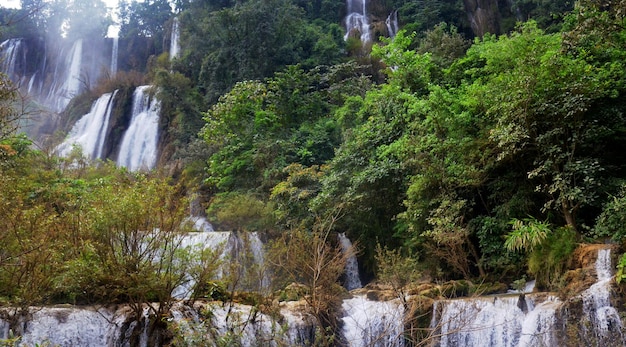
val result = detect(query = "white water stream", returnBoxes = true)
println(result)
[339,232,363,291]
[344,0,371,42]
[56,90,118,160]
[116,85,160,171]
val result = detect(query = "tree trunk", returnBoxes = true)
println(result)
[561,199,577,232]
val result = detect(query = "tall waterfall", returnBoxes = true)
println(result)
[110,37,118,76]
[0,37,116,115]
[57,39,84,111]
[386,10,399,37]
[170,17,181,60]
[56,90,118,160]
[116,85,160,171]
[344,0,371,42]
[0,38,24,80]
[338,233,362,290]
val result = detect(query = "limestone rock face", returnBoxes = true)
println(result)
[463,0,501,37]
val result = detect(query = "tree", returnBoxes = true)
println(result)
[0,74,19,142]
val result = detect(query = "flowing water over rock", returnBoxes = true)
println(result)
[0,247,621,346]
[0,37,117,115]
[56,90,118,159]
[338,232,363,291]
[431,294,561,346]
[170,18,181,60]
[386,10,399,38]
[116,85,161,171]
[341,294,405,346]
[111,37,119,76]
[574,247,624,344]
[0,38,24,79]
[344,0,371,42]
[430,246,624,346]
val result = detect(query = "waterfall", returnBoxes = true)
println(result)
[338,233,362,290]
[110,37,118,76]
[116,85,160,171]
[0,38,24,80]
[430,247,625,346]
[57,39,84,111]
[170,17,180,60]
[579,248,624,342]
[341,295,405,347]
[385,10,399,38]
[430,294,560,347]
[56,90,118,160]
[171,231,235,299]
[344,0,371,43]
[3,307,121,347]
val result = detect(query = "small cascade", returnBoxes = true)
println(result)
[2,307,121,347]
[171,231,269,298]
[110,37,118,76]
[578,247,624,343]
[338,233,362,290]
[430,294,560,347]
[344,0,371,43]
[385,10,399,38]
[247,231,270,289]
[341,295,405,347]
[116,85,160,171]
[171,231,235,299]
[170,17,181,60]
[56,90,118,160]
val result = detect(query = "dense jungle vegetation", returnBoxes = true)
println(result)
[1,0,626,337]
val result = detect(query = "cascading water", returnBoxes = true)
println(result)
[578,247,624,343]
[116,85,160,171]
[430,247,625,346]
[171,231,236,299]
[0,38,24,81]
[1,307,121,347]
[341,294,405,347]
[56,90,118,160]
[386,10,399,38]
[344,0,371,42]
[170,17,181,60]
[338,232,363,290]
[430,294,560,347]
[110,37,118,76]
[57,39,84,111]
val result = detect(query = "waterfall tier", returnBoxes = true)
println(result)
[116,85,160,171]
[344,0,371,43]
[0,247,622,346]
[170,18,181,60]
[386,10,399,37]
[0,37,116,113]
[338,232,363,291]
[56,90,118,159]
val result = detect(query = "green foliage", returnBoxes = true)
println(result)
[267,223,348,336]
[0,74,19,142]
[616,253,626,285]
[207,192,276,232]
[527,226,577,290]
[504,217,551,252]
[375,244,421,295]
[177,0,345,104]
[593,184,626,241]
